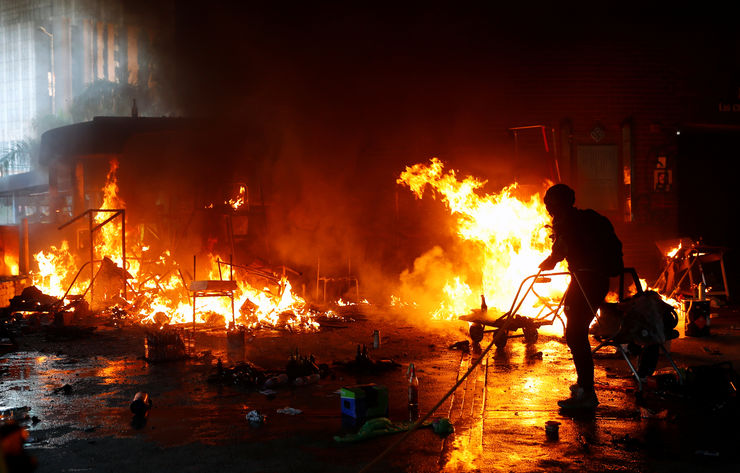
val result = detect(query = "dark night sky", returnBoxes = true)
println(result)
[168,2,739,163]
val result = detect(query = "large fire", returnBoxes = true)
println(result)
[394,158,568,327]
[28,157,684,335]
[31,159,319,331]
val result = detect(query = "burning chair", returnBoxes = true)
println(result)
[188,255,237,330]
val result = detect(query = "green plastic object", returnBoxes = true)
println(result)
[340,384,389,419]
[432,417,454,435]
[333,417,454,443]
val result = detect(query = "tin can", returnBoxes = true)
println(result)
[372,330,380,349]
[545,420,560,440]
[130,392,152,416]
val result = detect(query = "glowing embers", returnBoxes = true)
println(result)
[394,158,567,329]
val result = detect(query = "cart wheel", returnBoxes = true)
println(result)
[637,344,659,378]
[523,326,539,344]
[494,330,508,349]
[469,323,484,343]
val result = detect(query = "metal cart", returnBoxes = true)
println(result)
[460,272,569,348]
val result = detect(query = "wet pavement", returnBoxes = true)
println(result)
[2,305,740,472]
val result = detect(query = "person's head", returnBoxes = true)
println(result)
[543,184,575,218]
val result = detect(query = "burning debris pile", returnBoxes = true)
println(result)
[18,159,336,334]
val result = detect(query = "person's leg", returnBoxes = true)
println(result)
[564,281,596,391]
[560,273,609,407]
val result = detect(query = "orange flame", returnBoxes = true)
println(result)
[227,185,247,210]
[395,158,568,331]
[30,160,318,331]
[666,243,681,259]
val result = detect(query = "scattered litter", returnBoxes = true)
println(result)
[702,346,722,356]
[0,407,30,422]
[53,384,73,395]
[448,340,470,352]
[293,374,320,386]
[684,362,740,406]
[276,407,302,415]
[208,360,267,387]
[527,351,543,360]
[333,345,401,374]
[611,433,644,452]
[263,373,289,388]
[639,407,668,419]
[246,410,264,426]
[286,349,320,380]
[695,449,720,457]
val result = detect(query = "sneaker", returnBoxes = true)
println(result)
[558,386,599,409]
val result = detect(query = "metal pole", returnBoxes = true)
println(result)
[192,254,196,332]
[231,292,235,325]
[21,218,29,275]
[121,210,126,299]
[551,127,561,182]
[89,212,94,306]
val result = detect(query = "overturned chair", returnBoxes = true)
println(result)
[590,268,684,392]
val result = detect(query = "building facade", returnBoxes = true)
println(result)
[0,0,173,225]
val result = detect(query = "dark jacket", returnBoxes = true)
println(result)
[549,207,623,277]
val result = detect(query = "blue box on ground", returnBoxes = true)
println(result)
[340,384,388,420]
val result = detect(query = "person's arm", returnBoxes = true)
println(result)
[539,222,567,270]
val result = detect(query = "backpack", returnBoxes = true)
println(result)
[582,209,624,277]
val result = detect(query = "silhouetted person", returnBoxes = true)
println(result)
[539,184,623,409]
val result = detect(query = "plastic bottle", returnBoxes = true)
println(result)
[372,330,380,349]
[407,363,419,421]
[130,392,152,416]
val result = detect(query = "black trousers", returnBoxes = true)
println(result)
[564,271,610,391]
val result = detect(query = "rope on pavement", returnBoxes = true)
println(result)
[357,271,543,473]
